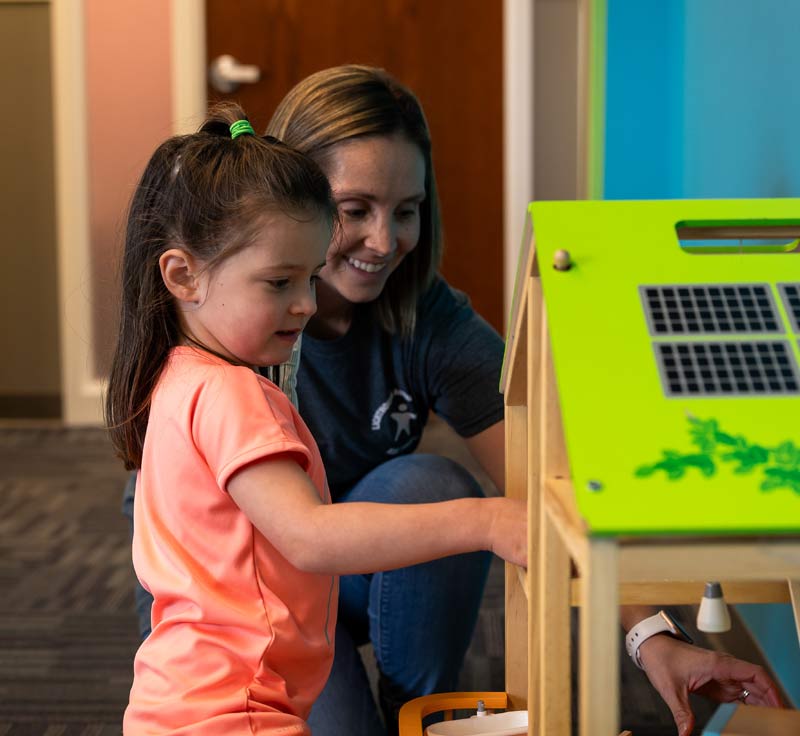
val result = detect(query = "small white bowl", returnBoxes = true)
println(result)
[425,710,528,736]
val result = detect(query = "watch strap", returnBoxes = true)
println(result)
[625,611,676,669]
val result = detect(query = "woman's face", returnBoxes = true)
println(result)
[320,134,427,304]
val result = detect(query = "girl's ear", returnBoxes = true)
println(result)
[159,249,204,304]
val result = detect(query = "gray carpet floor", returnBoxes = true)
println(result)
[0,426,138,734]
[0,422,759,734]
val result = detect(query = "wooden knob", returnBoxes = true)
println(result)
[553,249,572,271]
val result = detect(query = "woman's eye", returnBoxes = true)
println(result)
[341,207,367,220]
[396,205,420,221]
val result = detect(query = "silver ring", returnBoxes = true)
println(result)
[740,688,750,702]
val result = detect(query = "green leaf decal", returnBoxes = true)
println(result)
[635,417,799,495]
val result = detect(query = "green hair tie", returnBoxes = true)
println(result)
[230,120,255,139]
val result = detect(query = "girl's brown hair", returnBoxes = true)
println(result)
[105,102,336,470]
[266,65,442,336]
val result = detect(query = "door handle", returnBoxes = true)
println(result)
[209,54,261,93]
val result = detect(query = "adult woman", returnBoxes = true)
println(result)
[265,66,504,735]
[265,66,782,736]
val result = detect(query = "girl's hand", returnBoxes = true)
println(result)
[485,497,527,568]
[638,634,784,736]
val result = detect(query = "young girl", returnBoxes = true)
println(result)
[106,104,526,734]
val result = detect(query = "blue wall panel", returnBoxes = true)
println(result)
[682,1,800,198]
[605,0,684,199]
[605,0,800,200]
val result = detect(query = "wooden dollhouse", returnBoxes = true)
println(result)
[398,199,800,735]
[499,198,800,735]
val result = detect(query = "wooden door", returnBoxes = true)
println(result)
[206,0,504,332]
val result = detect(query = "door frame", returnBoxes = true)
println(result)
[504,0,535,330]
[52,0,532,425]
[51,0,206,425]
[51,0,96,425]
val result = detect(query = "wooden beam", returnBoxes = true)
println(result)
[505,405,529,710]
[788,579,800,646]
[617,542,800,583]
[539,509,572,735]
[579,539,619,736]
[571,580,790,606]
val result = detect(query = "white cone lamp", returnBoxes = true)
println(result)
[696,581,732,633]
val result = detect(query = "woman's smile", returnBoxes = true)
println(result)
[345,257,388,274]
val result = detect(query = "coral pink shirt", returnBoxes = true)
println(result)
[124,347,337,735]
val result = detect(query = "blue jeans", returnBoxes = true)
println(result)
[121,454,491,735]
[307,455,491,736]
[122,471,154,639]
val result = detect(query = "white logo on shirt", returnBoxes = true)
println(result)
[372,389,418,455]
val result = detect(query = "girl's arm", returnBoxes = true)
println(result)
[463,420,505,493]
[228,456,526,574]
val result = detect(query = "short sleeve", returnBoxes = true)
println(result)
[189,364,312,492]
[418,279,505,437]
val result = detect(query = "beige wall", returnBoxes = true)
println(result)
[0,1,60,401]
[85,0,173,377]
[0,0,175,418]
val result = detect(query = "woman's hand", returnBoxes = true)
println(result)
[638,634,784,736]
[485,497,527,568]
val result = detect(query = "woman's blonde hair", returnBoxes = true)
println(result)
[266,65,442,336]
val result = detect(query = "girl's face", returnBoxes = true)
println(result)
[320,134,426,304]
[184,212,331,367]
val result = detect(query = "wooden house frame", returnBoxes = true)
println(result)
[500,199,800,735]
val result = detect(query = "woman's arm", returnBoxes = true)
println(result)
[463,420,506,493]
[228,455,526,574]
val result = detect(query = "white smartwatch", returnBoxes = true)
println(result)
[625,610,693,669]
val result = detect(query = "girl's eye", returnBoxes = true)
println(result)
[266,279,290,290]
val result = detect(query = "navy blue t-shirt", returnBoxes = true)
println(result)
[296,276,504,498]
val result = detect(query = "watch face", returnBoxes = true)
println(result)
[661,611,694,645]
